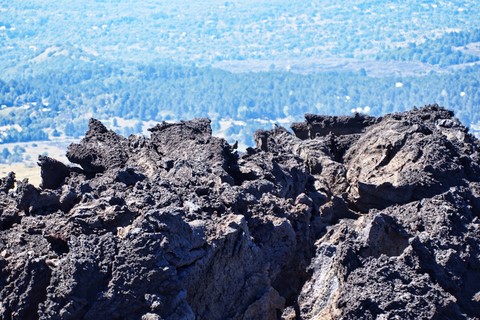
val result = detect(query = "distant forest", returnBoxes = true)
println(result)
[375,29,480,66]
[0,55,479,147]
[1,1,480,150]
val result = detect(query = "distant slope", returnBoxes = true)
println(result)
[1,1,480,163]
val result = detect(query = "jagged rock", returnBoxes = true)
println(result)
[38,155,70,190]
[1,106,480,319]
[0,172,15,193]
[291,112,378,139]
[343,106,479,211]
[66,118,130,173]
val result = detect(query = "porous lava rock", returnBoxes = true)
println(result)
[0,104,479,319]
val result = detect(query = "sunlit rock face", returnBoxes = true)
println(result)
[1,105,479,319]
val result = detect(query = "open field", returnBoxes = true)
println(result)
[0,140,73,187]
[0,163,41,187]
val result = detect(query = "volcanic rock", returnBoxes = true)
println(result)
[0,104,479,319]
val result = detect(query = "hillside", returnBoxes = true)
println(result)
[1,105,479,319]
[1,1,480,163]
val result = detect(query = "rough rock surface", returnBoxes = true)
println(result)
[1,105,479,319]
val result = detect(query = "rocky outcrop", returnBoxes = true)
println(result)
[290,113,378,140]
[0,105,479,319]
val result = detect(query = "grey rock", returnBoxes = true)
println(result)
[1,105,480,319]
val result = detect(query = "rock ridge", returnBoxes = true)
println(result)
[0,104,479,319]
